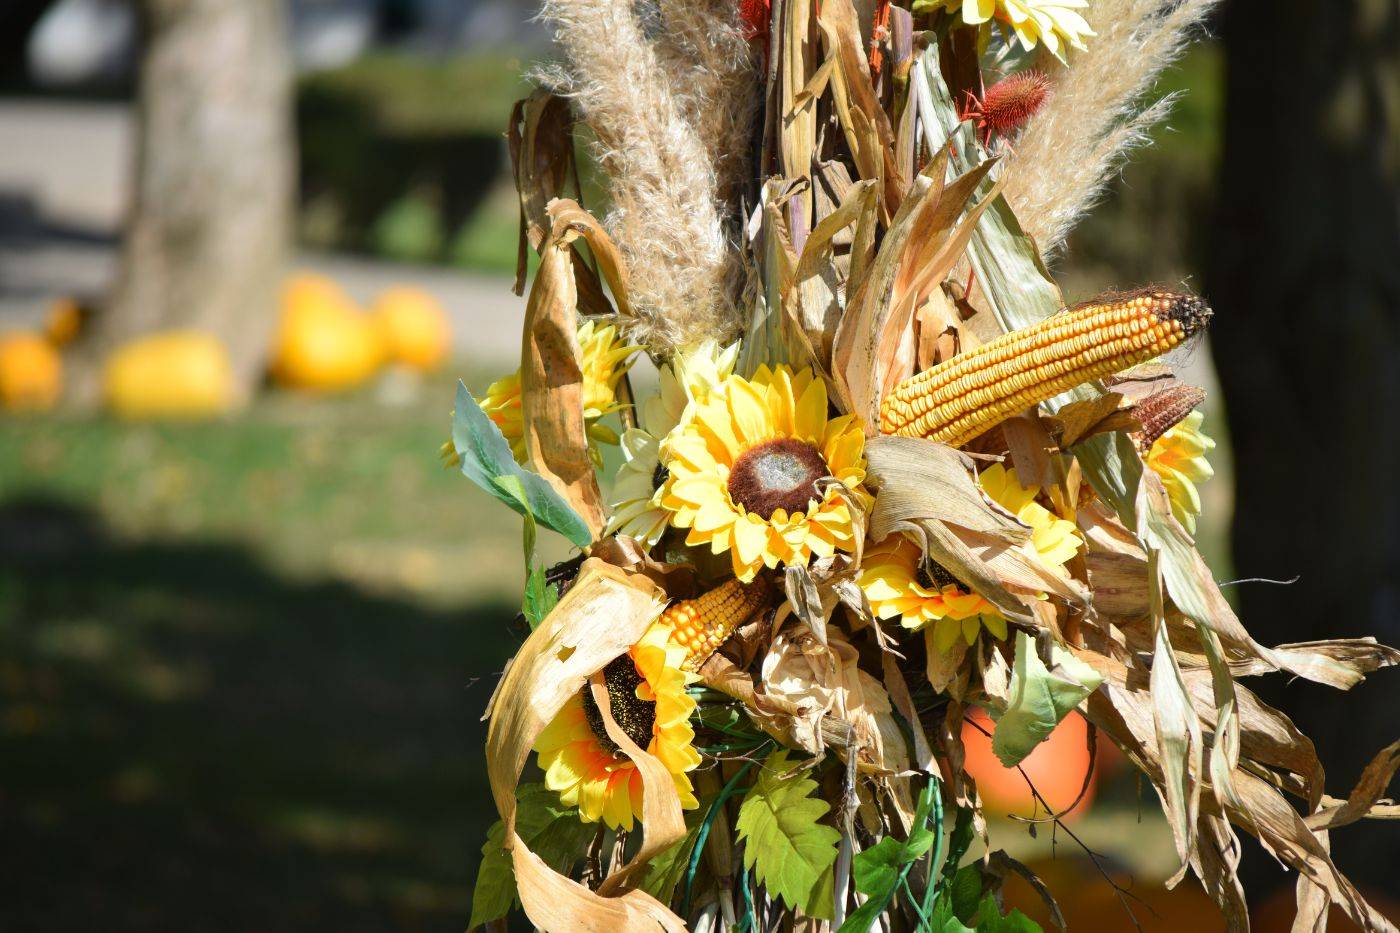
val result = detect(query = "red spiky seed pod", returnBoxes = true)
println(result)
[964,70,1052,142]
[740,0,770,41]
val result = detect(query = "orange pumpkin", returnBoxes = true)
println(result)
[371,286,451,371]
[0,331,63,411]
[961,706,1097,820]
[270,273,382,391]
[103,331,233,419]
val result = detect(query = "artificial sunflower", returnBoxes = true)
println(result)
[1146,409,1215,535]
[658,365,870,582]
[533,619,700,830]
[475,320,637,465]
[858,462,1081,650]
[926,0,1093,60]
[607,341,739,546]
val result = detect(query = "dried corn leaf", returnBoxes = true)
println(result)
[521,216,607,537]
[1304,739,1400,831]
[548,199,633,319]
[791,178,878,368]
[831,162,993,429]
[483,559,684,932]
[509,91,574,294]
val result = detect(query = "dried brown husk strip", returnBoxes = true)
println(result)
[865,436,1087,625]
[509,90,575,294]
[790,178,878,370]
[484,559,685,932]
[831,160,996,429]
[1303,739,1400,831]
[520,209,609,536]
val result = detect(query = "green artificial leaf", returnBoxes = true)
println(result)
[941,806,976,887]
[494,474,557,629]
[947,863,986,923]
[974,893,1043,932]
[931,895,977,933]
[468,783,596,930]
[839,777,938,931]
[735,749,842,920]
[989,631,1103,768]
[450,381,592,548]
[640,811,705,906]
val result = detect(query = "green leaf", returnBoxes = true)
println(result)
[640,814,705,906]
[468,783,596,930]
[735,749,842,920]
[947,863,985,923]
[931,895,977,933]
[839,779,938,931]
[522,563,558,629]
[941,806,976,887]
[989,631,1103,768]
[450,381,592,548]
[974,893,1043,932]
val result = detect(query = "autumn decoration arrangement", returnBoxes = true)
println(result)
[452,0,1400,929]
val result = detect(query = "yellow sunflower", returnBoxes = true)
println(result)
[607,340,739,546]
[475,320,637,465]
[658,365,870,583]
[1146,410,1215,535]
[533,620,700,830]
[858,462,1081,650]
[928,0,1093,61]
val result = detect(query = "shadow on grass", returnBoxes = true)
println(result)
[0,496,518,932]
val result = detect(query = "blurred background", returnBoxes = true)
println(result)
[0,0,1394,930]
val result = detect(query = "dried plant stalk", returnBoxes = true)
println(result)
[1003,0,1219,258]
[538,0,756,354]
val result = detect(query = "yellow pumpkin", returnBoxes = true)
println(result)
[270,274,382,391]
[103,331,233,419]
[371,286,452,371]
[0,331,63,411]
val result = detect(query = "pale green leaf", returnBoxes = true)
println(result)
[989,631,1103,767]
[736,749,842,919]
[450,381,592,548]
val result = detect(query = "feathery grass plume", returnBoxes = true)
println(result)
[1002,0,1219,259]
[536,0,756,354]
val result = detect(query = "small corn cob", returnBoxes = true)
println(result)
[666,577,772,672]
[880,289,1211,447]
[1130,384,1207,451]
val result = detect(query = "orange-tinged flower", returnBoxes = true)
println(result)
[533,620,700,830]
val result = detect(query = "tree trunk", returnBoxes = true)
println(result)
[77,0,293,404]
[1208,0,1400,900]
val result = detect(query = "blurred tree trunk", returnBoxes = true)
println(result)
[76,0,293,404]
[1209,0,1400,899]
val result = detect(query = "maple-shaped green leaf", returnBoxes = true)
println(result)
[468,783,596,930]
[736,749,841,920]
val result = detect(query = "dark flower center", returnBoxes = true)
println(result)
[727,437,829,520]
[917,559,964,592]
[652,461,670,491]
[581,655,656,757]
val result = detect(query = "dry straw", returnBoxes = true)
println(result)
[1004,0,1220,259]
[537,0,757,354]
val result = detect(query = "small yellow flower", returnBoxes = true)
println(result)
[475,320,637,465]
[931,0,1093,61]
[607,341,739,547]
[533,620,700,831]
[857,462,1081,650]
[658,365,870,582]
[1146,410,1215,535]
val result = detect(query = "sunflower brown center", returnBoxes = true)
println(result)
[581,655,657,757]
[727,437,829,520]
[917,559,963,592]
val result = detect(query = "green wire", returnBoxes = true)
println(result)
[681,740,772,919]
[919,772,945,925]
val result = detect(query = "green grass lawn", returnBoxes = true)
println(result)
[0,373,544,930]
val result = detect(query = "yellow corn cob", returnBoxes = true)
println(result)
[880,289,1211,447]
[666,577,772,672]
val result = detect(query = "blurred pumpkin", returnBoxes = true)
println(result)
[103,331,233,419]
[45,297,87,347]
[962,706,1097,820]
[371,286,451,371]
[0,331,62,411]
[271,273,382,391]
